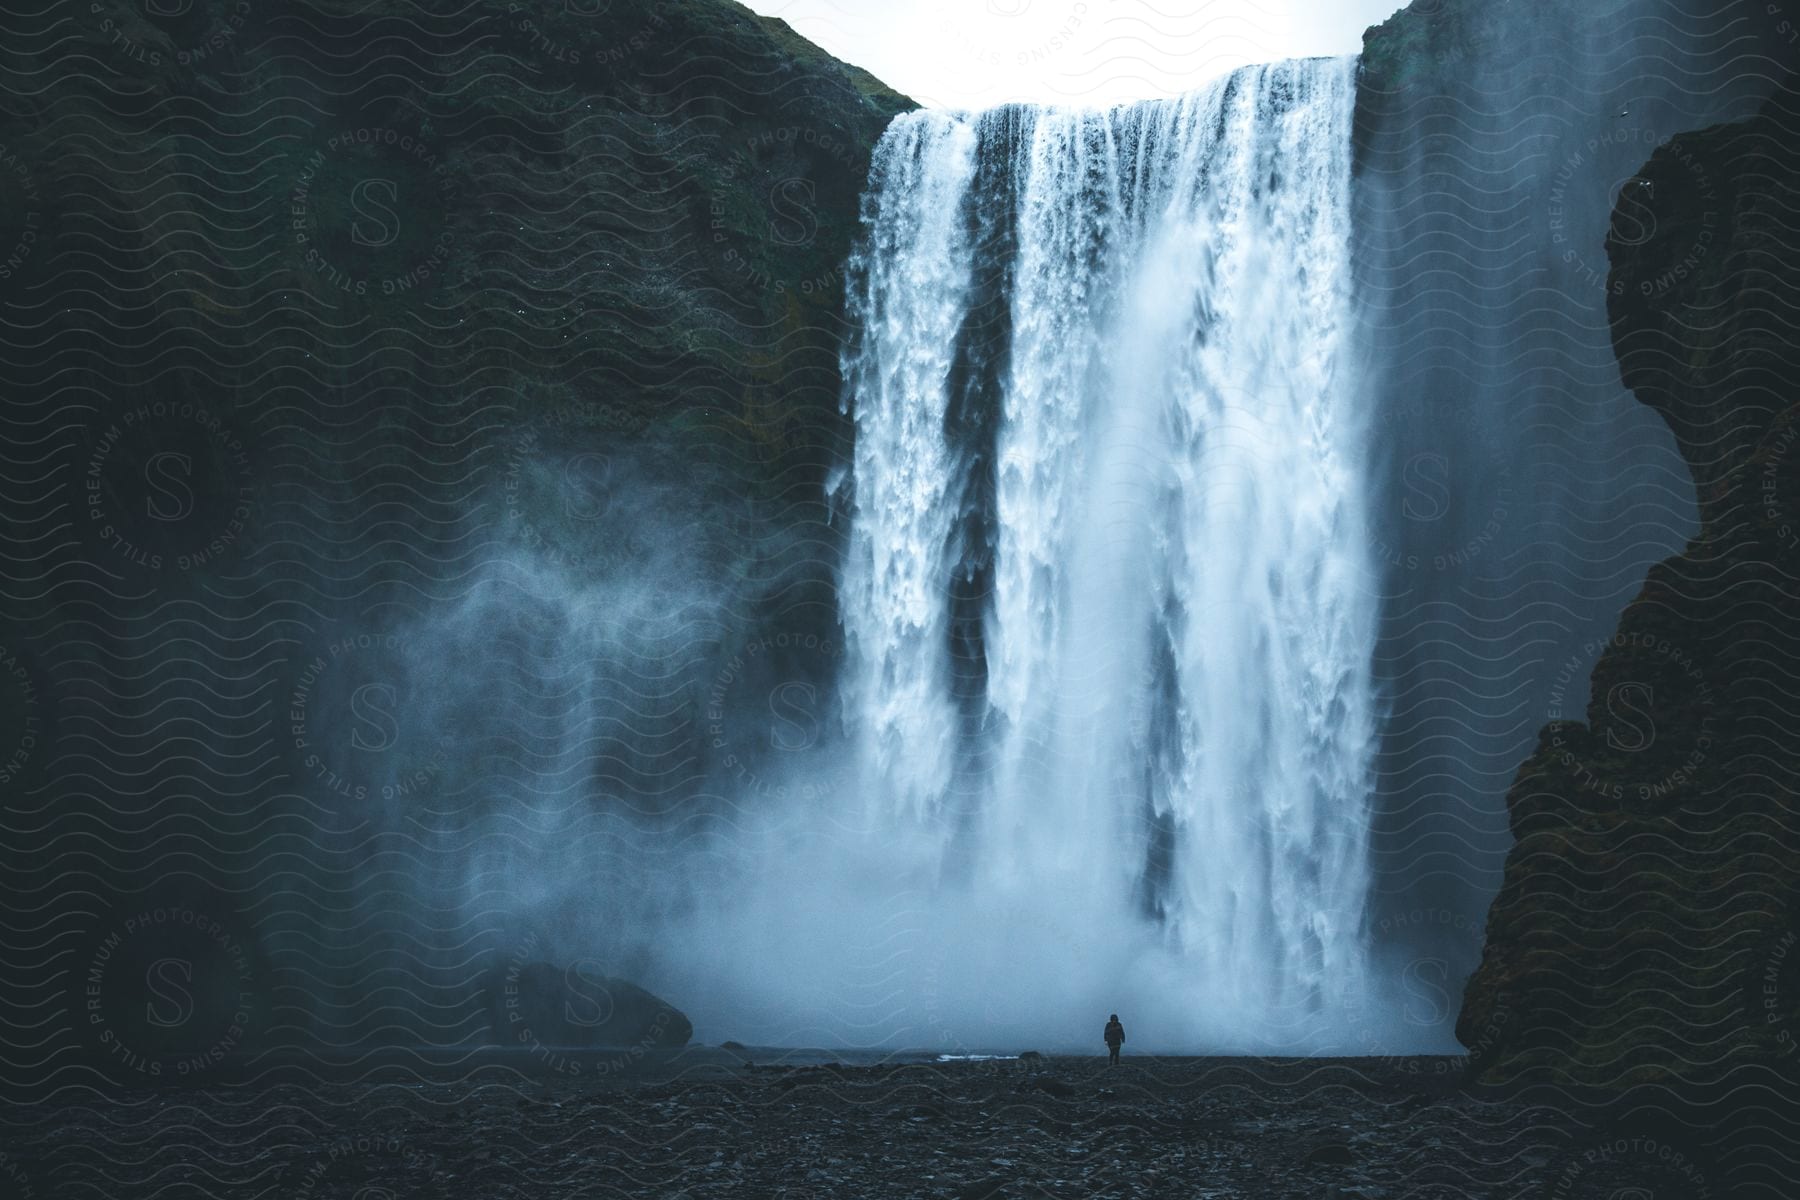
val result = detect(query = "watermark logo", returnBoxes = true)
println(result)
[1548,124,1718,300]
[290,1135,421,1200]
[82,905,257,1079]
[288,631,449,809]
[706,630,846,804]
[507,0,664,67]
[0,1149,34,1200]
[710,126,862,298]
[1541,1131,1714,1199]
[930,0,1095,78]
[1770,3,1799,48]
[1757,404,1800,552]
[1385,924,1467,1030]
[507,1,584,65]
[289,127,458,300]
[1374,397,1515,575]
[499,398,649,569]
[1340,907,1507,1088]
[0,142,43,285]
[0,645,40,790]
[1544,631,1717,808]
[81,401,257,573]
[488,932,682,1078]
[1746,927,1797,1061]
[87,0,253,68]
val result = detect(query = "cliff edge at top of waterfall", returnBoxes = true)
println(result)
[1359,0,1514,95]
[1359,0,1791,102]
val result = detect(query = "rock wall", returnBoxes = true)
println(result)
[0,0,909,1091]
[1457,79,1800,1090]
[1350,0,1789,1053]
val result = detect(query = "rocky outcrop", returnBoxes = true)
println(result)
[1348,0,1791,998]
[486,961,692,1050]
[1456,82,1800,1087]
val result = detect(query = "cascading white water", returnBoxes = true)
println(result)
[835,114,980,826]
[838,57,1380,1049]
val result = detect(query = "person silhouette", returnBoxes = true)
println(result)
[1104,1013,1125,1065]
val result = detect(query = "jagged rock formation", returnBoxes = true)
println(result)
[1456,81,1800,1087]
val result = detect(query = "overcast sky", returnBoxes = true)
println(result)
[739,0,1407,109]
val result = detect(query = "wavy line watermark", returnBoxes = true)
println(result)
[706,630,847,804]
[288,632,450,808]
[711,125,864,298]
[0,645,40,790]
[87,0,253,69]
[489,932,682,1078]
[0,141,42,284]
[81,906,256,1080]
[1545,631,1718,808]
[290,127,458,300]
[1541,1131,1714,1200]
[81,401,257,574]
[1549,124,1719,301]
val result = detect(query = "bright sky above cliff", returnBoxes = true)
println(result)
[739,0,1405,109]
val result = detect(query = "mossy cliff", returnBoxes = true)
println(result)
[0,0,911,543]
[0,0,913,811]
[0,0,911,1087]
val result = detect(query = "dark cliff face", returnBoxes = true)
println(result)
[1348,0,1783,1025]
[0,0,908,1087]
[1455,81,1800,1089]
[0,0,910,475]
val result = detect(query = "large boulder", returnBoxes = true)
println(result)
[486,960,692,1050]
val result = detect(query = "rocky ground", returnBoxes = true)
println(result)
[2,1051,1771,1199]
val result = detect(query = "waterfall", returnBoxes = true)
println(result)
[838,57,1378,1049]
